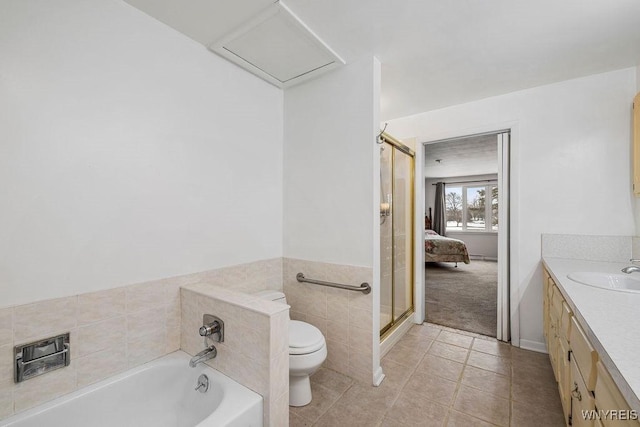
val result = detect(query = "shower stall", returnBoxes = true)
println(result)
[379,132,415,338]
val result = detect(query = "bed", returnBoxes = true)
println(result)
[424,229,470,265]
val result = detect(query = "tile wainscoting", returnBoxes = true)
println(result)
[0,258,282,421]
[283,258,374,384]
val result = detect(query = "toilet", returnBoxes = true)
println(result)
[255,290,327,407]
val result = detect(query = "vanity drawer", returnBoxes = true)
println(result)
[570,316,598,391]
[595,362,640,426]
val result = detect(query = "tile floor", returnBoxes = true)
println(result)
[290,323,565,427]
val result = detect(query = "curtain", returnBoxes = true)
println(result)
[433,182,446,235]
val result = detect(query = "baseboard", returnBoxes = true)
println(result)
[373,366,385,387]
[469,256,498,261]
[519,339,548,354]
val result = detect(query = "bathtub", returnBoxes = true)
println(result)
[0,351,262,427]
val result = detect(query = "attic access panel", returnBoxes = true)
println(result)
[209,2,344,88]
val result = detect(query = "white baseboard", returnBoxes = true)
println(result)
[519,339,548,354]
[373,366,385,387]
[469,256,498,261]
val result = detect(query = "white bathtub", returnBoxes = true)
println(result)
[1,351,262,427]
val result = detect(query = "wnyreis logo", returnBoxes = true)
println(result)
[582,410,638,421]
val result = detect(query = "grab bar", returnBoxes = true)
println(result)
[296,273,371,294]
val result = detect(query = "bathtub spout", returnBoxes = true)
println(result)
[189,345,217,368]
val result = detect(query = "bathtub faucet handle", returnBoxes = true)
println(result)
[199,314,224,342]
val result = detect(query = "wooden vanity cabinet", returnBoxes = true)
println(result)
[543,267,640,427]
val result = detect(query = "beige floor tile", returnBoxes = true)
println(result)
[467,351,511,376]
[382,342,428,369]
[380,417,413,427]
[446,410,497,427]
[314,399,387,427]
[511,347,551,370]
[337,381,400,411]
[427,341,470,363]
[511,378,563,408]
[461,365,510,399]
[311,367,353,395]
[387,388,449,426]
[511,400,566,426]
[379,359,413,392]
[453,385,509,427]
[397,333,434,353]
[471,338,512,359]
[437,330,474,348]
[289,382,344,422]
[317,327,564,427]
[415,354,464,382]
[408,323,442,340]
[289,411,314,427]
[403,371,458,406]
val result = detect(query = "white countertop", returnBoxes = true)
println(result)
[542,257,640,411]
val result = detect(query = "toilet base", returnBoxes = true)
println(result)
[289,375,312,407]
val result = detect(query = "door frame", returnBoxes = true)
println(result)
[415,127,517,344]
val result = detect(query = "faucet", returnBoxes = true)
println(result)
[189,345,217,368]
[621,266,640,274]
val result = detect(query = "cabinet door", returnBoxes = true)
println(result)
[571,358,595,427]
[558,337,571,421]
[595,362,640,427]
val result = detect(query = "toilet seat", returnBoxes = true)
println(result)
[289,320,325,355]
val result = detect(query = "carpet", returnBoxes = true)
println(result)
[425,260,497,337]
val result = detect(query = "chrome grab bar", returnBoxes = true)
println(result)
[296,273,371,294]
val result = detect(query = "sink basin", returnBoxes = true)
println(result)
[566,272,640,293]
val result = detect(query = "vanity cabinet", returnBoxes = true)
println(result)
[543,267,640,427]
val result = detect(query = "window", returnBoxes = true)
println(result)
[445,183,498,232]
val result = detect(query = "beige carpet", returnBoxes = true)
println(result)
[425,260,497,337]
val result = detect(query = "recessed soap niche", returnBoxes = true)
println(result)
[14,333,70,383]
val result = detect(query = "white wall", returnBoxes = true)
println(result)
[0,0,283,307]
[283,57,379,267]
[388,68,637,348]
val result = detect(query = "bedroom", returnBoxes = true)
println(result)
[423,133,501,337]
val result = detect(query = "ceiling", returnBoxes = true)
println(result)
[424,134,497,178]
[124,0,640,121]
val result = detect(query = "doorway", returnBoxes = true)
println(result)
[422,131,510,341]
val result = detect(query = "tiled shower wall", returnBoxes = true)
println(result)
[0,258,282,421]
[180,285,289,426]
[283,258,374,384]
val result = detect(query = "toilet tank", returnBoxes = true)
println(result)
[254,290,287,304]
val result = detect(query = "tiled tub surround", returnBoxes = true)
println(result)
[180,285,289,427]
[0,257,283,422]
[283,258,374,384]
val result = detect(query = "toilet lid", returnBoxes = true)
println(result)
[289,320,325,355]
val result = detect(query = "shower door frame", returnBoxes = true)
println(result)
[379,132,415,338]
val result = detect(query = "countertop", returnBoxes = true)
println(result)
[542,257,640,411]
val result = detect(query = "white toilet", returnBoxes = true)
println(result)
[255,290,327,407]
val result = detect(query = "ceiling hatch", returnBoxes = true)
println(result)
[209,1,345,88]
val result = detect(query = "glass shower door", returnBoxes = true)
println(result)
[380,133,414,337]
